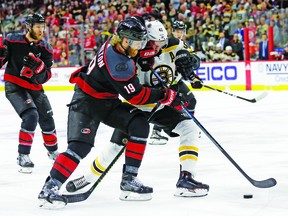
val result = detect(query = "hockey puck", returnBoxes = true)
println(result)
[243,194,253,199]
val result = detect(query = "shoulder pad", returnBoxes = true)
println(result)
[105,46,136,81]
[167,37,180,47]
[5,33,26,42]
[38,40,53,53]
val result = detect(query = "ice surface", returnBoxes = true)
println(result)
[0,90,287,216]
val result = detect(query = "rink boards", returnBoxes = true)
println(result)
[1,60,288,91]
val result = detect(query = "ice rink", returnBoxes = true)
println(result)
[0,89,287,216]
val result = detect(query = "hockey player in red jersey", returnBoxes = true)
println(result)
[0,13,59,173]
[66,20,209,199]
[38,16,182,208]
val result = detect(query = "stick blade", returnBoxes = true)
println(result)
[252,177,277,188]
[63,193,89,203]
[254,91,268,102]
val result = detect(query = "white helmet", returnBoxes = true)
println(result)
[208,42,214,47]
[216,43,222,49]
[145,20,168,47]
[226,45,232,51]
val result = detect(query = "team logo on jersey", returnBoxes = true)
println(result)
[24,99,33,104]
[35,53,41,58]
[81,128,91,134]
[150,65,174,86]
[116,63,128,71]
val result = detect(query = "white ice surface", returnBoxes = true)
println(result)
[0,90,287,216]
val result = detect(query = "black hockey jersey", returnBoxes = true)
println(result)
[3,33,53,90]
[69,40,164,105]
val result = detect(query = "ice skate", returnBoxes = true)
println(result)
[174,171,209,197]
[17,154,34,174]
[119,173,153,201]
[47,150,59,161]
[66,175,91,192]
[38,177,67,209]
[149,129,168,145]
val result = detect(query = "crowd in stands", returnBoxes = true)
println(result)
[1,0,288,67]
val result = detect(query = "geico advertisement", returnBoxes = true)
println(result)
[1,63,245,87]
[196,62,246,85]
[251,61,288,85]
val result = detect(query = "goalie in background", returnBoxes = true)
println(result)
[66,20,209,199]
[0,13,59,174]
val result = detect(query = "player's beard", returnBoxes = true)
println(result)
[29,29,43,40]
[127,47,138,58]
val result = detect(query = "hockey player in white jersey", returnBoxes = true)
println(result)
[65,20,209,199]
[148,20,200,145]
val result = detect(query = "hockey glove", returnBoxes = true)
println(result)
[159,88,177,106]
[175,49,200,80]
[23,53,46,75]
[0,45,7,58]
[190,73,203,89]
[137,56,155,72]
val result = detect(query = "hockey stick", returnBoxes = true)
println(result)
[152,70,277,188]
[63,145,126,203]
[203,85,268,103]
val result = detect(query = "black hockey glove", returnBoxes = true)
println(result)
[0,45,7,58]
[137,56,155,72]
[175,49,200,80]
[190,73,203,89]
[23,53,46,75]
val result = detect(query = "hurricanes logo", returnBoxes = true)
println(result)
[150,65,174,86]
[81,128,91,134]
[25,99,33,104]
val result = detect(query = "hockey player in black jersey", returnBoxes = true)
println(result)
[38,16,182,208]
[66,20,209,200]
[0,13,59,173]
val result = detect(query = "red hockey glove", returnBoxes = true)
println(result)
[20,66,34,78]
[159,88,177,106]
[23,53,45,74]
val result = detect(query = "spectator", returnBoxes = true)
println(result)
[258,33,269,60]
[68,37,81,66]
[274,44,288,60]
[212,43,224,62]
[230,33,244,61]
[217,31,230,51]
[222,45,239,61]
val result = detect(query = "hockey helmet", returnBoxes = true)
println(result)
[25,13,45,28]
[208,42,214,47]
[216,43,222,49]
[225,45,232,51]
[116,16,148,49]
[145,20,168,48]
[172,20,186,31]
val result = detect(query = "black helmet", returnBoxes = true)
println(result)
[117,16,147,41]
[25,13,45,27]
[172,20,186,31]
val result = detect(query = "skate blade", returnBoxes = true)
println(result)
[174,187,208,197]
[18,167,33,174]
[38,199,67,209]
[119,191,152,201]
[148,139,168,145]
